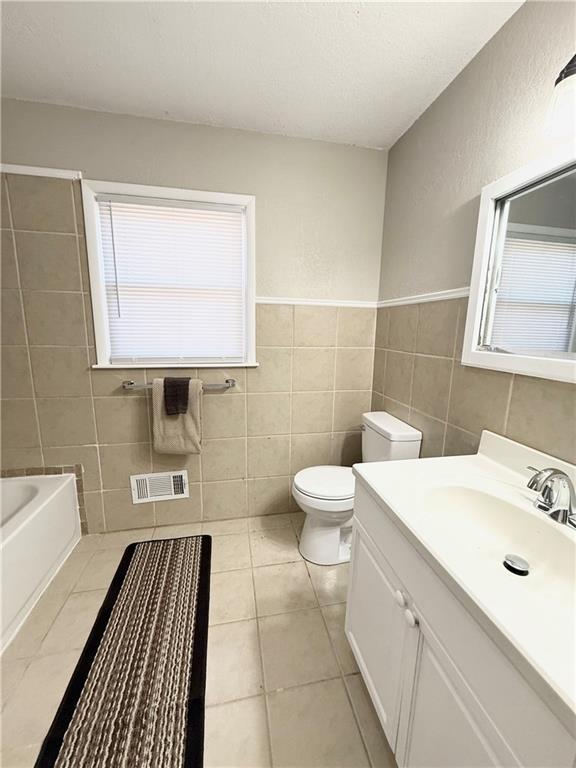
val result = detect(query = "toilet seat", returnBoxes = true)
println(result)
[293,466,355,501]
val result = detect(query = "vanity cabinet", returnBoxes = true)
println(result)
[346,483,576,768]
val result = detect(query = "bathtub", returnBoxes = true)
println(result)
[1,474,80,652]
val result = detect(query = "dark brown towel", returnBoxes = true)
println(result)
[164,377,191,416]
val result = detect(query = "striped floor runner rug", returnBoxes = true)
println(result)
[36,535,211,768]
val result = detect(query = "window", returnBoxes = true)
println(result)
[463,151,576,384]
[82,180,255,367]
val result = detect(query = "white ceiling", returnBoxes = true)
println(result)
[1,1,522,149]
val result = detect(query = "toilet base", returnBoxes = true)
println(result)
[299,515,353,566]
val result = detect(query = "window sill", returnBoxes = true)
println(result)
[91,363,260,370]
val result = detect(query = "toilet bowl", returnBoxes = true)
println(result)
[292,412,422,566]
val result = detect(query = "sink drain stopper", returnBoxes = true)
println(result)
[503,554,530,576]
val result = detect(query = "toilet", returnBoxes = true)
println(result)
[292,412,422,565]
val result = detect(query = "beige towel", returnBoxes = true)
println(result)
[152,378,202,454]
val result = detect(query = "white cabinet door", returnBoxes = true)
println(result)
[400,613,518,768]
[345,522,417,750]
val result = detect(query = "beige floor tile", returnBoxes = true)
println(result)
[290,511,306,539]
[259,608,339,691]
[307,562,349,606]
[268,678,369,768]
[1,658,30,709]
[253,562,317,616]
[321,603,359,675]
[2,590,68,661]
[72,548,125,592]
[209,569,256,625]
[87,528,154,549]
[152,523,202,539]
[1,742,41,768]
[202,518,249,536]
[2,650,81,750]
[344,674,396,768]
[204,696,271,768]
[210,534,252,573]
[43,550,94,595]
[39,590,106,656]
[250,528,300,567]
[206,619,263,705]
[248,513,292,532]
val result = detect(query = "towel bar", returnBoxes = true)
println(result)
[122,378,236,393]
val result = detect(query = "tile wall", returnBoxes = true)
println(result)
[372,300,576,463]
[1,171,375,533]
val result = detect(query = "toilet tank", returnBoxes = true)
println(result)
[361,412,422,462]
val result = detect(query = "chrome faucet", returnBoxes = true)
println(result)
[526,466,576,529]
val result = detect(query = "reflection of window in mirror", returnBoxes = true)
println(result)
[480,167,576,359]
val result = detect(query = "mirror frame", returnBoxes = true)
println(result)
[462,146,576,384]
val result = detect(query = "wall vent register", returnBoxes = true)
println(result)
[130,471,189,504]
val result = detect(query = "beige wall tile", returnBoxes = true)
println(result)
[102,489,154,530]
[91,368,146,397]
[22,291,85,346]
[100,443,151,490]
[30,347,90,397]
[453,298,469,360]
[1,400,39,449]
[247,347,291,393]
[83,491,105,533]
[407,410,443,458]
[15,232,81,291]
[203,479,248,520]
[72,182,84,234]
[444,425,480,456]
[155,484,201,526]
[411,355,452,420]
[83,293,96,348]
[43,445,101,491]
[247,476,291,516]
[292,347,335,392]
[370,391,383,412]
[415,300,459,357]
[247,393,290,436]
[37,397,96,446]
[331,431,362,466]
[336,308,375,348]
[384,351,413,404]
[290,433,332,474]
[247,435,290,478]
[333,391,371,432]
[202,438,246,481]
[382,397,410,422]
[6,175,75,233]
[291,391,333,434]
[200,367,246,393]
[256,303,293,346]
[2,290,26,345]
[448,364,511,435]
[335,348,373,391]
[152,450,201,483]
[372,348,386,395]
[506,376,576,463]
[1,230,18,288]
[374,307,389,349]
[1,446,42,469]
[1,176,11,228]
[294,306,337,347]
[388,304,418,352]
[1,346,33,398]
[203,393,246,438]
[94,397,149,444]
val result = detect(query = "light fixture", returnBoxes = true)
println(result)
[546,54,576,142]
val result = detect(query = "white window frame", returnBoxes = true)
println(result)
[82,179,256,368]
[462,146,576,384]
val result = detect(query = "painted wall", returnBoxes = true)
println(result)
[378,1,575,300]
[1,99,387,303]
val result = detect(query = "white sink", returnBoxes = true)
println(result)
[353,431,576,720]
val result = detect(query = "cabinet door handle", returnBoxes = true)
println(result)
[404,608,419,628]
[394,590,406,608]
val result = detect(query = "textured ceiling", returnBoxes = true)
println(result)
[1,1,522,149]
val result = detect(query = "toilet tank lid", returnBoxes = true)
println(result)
[362,412,422,442]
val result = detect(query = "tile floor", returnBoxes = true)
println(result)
[1,512,396,768]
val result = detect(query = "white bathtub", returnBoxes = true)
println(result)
[1,474,80,652]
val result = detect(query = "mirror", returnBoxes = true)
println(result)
[463,152,576,383]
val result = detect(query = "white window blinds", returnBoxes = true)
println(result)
[485,232,576,356]
[96,196,249,365]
